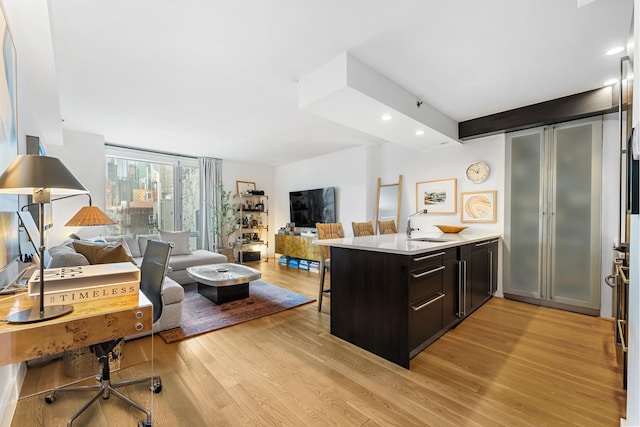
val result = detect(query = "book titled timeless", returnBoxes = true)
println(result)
[28,262,141,306]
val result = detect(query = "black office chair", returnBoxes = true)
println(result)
[45,240,173,427]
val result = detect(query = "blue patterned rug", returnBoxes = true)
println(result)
[158,280,314,343]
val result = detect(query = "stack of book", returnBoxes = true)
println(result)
[28,262,140,306]
[309,261,320,273]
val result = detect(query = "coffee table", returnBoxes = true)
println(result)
[186,263,261,304]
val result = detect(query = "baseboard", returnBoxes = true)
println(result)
[504,293,600,316]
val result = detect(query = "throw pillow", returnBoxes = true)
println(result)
[105,234,141,258]
[138,234,161,256]
[72,241,137,266]
[158,230,191,255]
[48,244,91,268]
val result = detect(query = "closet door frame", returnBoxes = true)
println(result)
[505,117,602,313]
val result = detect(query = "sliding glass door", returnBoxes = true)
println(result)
[104,146,200,249]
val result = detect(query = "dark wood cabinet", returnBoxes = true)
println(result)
[330,246,457,368]
[442,251,459,330]
[457,240,497,320]
[328,237,499,369]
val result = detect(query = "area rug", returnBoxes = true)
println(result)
[158,280,315,343]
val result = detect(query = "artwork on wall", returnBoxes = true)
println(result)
[416,178,457,214]
[0,5,16,187]
[461,190,497,223]
[236,181,256,195]
[0,4,18,269]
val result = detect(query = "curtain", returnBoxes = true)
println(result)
[198,157,221,251]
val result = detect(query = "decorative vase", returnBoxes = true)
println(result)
[218,247,234,263]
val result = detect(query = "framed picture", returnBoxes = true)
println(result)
[461,190,497,223]
[0,4,19,271]
[416,178,457,214]
[236,180,256,195]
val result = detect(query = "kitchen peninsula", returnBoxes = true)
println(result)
[315,231,501,368]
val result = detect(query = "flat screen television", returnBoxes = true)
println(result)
[289,187,336,228]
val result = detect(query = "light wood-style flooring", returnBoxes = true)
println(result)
[13,260,626,426]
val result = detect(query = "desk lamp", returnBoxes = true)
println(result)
[0,154,113,323]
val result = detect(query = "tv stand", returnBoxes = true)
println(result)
[274,234,321,262]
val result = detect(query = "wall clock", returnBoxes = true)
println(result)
[465,161,490,183]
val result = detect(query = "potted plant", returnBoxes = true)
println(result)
[212,184,238,262]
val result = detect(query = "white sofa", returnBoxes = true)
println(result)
[47,232,227,333]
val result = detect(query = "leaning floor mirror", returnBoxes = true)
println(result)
[375,175,402,234]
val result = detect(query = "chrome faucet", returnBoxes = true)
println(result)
[406,209,428,238]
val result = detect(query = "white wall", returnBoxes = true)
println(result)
[44,130,106,246]
[625,1,640,424]
[0,0,56,421]
[274,144,370,237]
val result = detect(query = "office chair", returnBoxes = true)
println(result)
[45,239,173,427]
[315,222,343,312]
[351,221,374,237]
[378,220,397,234]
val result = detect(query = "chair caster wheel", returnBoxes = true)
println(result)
[45,393,56,404]
[151,382,162,393]
[138,420,152,427]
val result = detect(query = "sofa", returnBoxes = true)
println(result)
[47,230,227,333]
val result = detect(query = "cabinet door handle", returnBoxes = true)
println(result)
[489,250,493,296]
[462,260,467,316]
[413,252,446,262]
[475,241,492,247]
[457,261,463,318]
[411,292,445,311]
[411,265,445,279]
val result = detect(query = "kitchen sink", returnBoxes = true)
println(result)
[408,237,454,242]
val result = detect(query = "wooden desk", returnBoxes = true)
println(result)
[0,291,152,366]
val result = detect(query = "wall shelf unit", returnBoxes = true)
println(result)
[237,194,268,263]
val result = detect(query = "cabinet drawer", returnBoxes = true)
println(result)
[410,247,456,269]
[408,292,444,351]
[409,264,445,303]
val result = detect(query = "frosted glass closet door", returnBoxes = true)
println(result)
[549,120,601,307]
[505,129,544,297]
[505,118,602,312]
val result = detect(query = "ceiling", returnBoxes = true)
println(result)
[43,0,633,166]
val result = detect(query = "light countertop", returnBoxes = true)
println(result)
[313,231,502,256]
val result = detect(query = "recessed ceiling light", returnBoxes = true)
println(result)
[606,46,624,56]
[416,130,425,136]
[381,114,392,121]
[604,78,619,86]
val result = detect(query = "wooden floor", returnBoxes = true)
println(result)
[13,260,626,426]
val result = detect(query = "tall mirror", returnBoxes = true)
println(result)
[375,175,402,233]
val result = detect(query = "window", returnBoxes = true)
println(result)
[104,146,200,249]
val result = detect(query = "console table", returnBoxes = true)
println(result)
[0,291,152,366]
[274,234,321,262]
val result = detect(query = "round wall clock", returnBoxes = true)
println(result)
[465,161,490,183]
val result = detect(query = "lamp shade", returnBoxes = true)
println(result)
[0,154,88,195]
[65,205,116,226]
